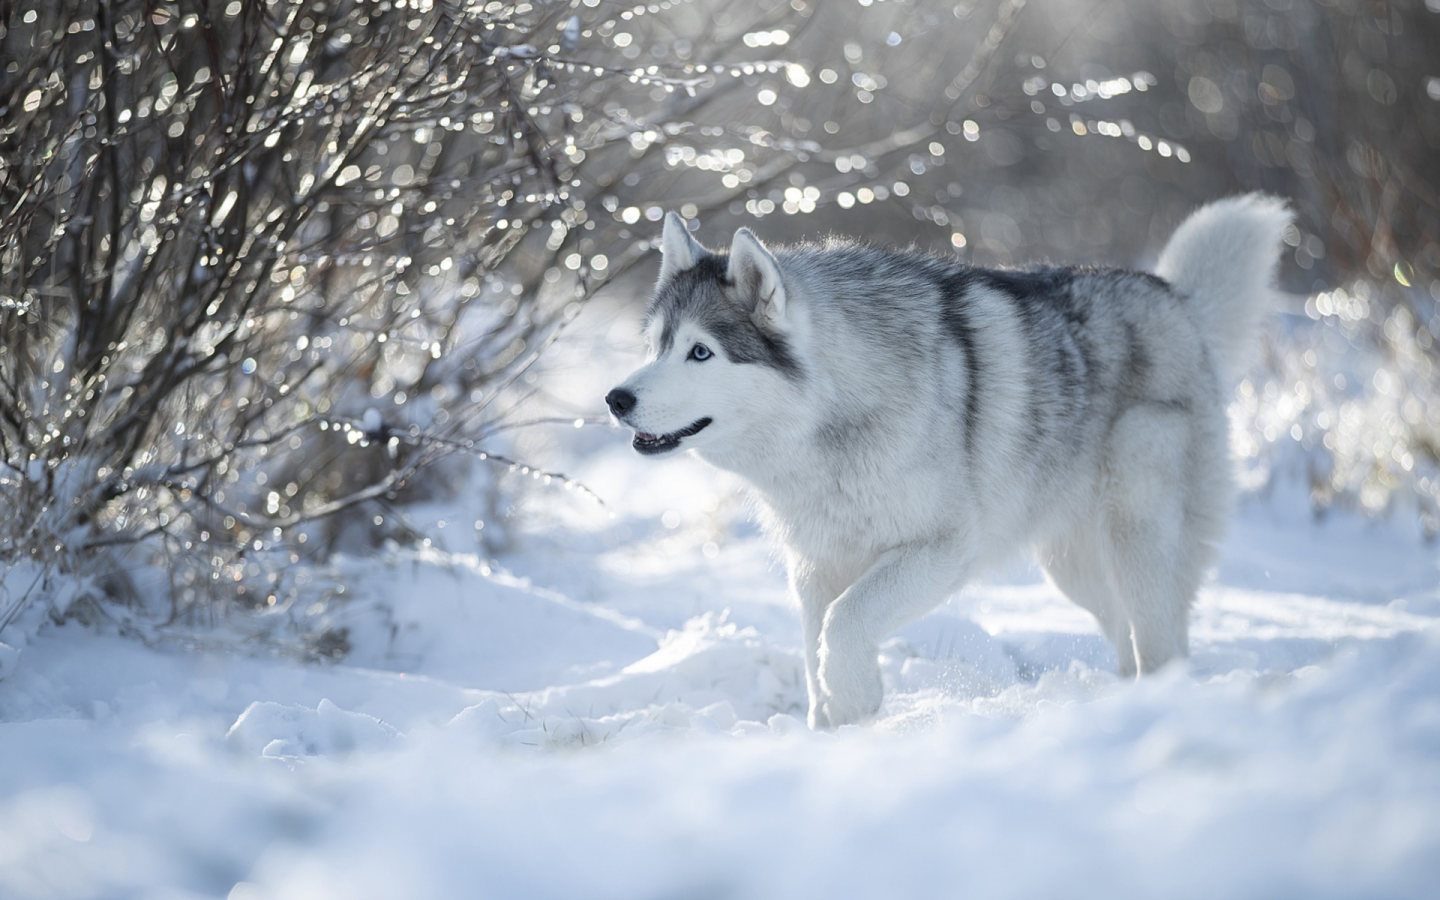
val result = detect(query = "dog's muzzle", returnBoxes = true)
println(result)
[607,387,712,455]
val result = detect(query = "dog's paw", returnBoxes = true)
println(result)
[816,655,883,728]
[807,703,833,731]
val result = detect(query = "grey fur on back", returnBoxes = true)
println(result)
[649,239,1217,546]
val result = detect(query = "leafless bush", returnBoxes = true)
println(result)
[0,0,839,638]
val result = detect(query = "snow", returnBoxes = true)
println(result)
[2,312,1439,898]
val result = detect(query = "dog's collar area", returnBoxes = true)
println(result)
[633,417,713,455]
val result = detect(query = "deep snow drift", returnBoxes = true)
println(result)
[2,307,1438,899]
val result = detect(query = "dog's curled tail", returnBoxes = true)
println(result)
[1155,193,1292,385]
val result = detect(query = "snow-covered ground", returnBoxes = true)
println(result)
[3,305,1439,899]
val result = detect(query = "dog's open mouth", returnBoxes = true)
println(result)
[633,417,712,455]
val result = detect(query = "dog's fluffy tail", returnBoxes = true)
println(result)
[1155,193,1292,384]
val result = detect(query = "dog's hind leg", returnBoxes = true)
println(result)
[815,540,968,728]
[1098,406,1199,675]
[1040,532,1138,678]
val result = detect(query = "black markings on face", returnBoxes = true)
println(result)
[646,252,802,379]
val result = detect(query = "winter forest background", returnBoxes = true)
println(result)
[2,1,1439,898]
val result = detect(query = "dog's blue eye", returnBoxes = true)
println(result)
[688,343,712,361]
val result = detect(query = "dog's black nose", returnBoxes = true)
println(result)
[605,388,636,417]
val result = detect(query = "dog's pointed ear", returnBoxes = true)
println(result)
[728,227,786,329]
[658,212,705,282]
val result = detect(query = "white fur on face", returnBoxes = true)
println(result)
[615,321,777,454]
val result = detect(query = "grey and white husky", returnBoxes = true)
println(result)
[607,195,1291,729]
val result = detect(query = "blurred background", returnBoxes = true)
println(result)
[2,0,1438,647]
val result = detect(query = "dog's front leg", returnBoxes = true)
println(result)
[816,540,967,728]
[791,559,842,730]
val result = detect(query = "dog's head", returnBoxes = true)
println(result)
[606,213,801,459]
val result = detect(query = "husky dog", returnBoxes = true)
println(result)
[606,196,1291,729]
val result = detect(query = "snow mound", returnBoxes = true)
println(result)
[449,611,806,748]
[889,613,1021,691]
[226,698,402,760]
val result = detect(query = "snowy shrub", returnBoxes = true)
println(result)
[0,0,831,643]
[1237,287,1440,535]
